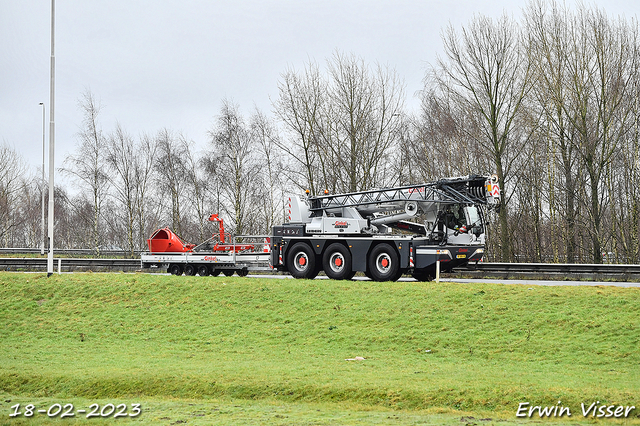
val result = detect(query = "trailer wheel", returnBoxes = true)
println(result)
[168,263,183,276]
[223,270,234,277]
[184,264,196,276]
[211,269,221,277]
[323,243,353,280]
[287,242,319,279]
[368,243,400,281]
[197,264,210,276]
[237,269,249,277]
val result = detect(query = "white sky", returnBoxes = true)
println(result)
[1,0,638,176]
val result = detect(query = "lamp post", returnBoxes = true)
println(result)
[39,102,45,256]
[47,0,55,276]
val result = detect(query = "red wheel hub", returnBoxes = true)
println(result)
[381,258,389,268]
[334,257,342,267]
[298,256,306,266]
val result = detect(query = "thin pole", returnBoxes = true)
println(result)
[47,0,55,277]
[39,102,45,256]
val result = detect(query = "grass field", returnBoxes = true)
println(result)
[0,272,638,425]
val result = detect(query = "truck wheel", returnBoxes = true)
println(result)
[223,270,234,277]
[287,242,318,279]
[368,243,400,281]
[168,263,183,276]
[197,264,210,276]
[211,269,221,277]
[323,243,353,280]
[237,269,249,277]
[412,268,434,282]
[184,264,196,276]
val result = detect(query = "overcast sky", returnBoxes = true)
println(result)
[1,0,638,176]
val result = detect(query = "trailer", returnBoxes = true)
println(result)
[141,174,500,281]
[141,215,271,276]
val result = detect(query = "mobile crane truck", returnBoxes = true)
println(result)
[141,174,500,281]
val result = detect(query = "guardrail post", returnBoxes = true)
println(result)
[232,236,236,265]
[436,260,440,283]
[57,258,61,275]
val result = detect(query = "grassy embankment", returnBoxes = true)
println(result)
[0,272,638,425]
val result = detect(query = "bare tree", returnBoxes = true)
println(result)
[548,5,639,263]
[105,124,138,256]
[154,128,188,238]
[433,13,533,261]
[206,100,260,235]
[274,52,405,194]
[61,91,109,255]
[274,61,326,194]
[525,0,581,262]
[324,51,405,191]
[134,133,158,249]
[250,108,286,233]
[0,143,28,246]
[181,135,209,241]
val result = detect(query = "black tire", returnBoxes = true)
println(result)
[368,243,400,282]
[412,268,434,282]
[197,264,210,276]
[237,269,249,277]
[286,242,319,279]
[223,270,235,277]
[322,243,353,280]
[168,263,183,276]
[184,264,196,276]
[211,269,221,277]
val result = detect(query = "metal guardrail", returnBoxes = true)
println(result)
[0,248,142,256]
[0,258,141,272]
[469,262,640,275]
[0,256,639,279]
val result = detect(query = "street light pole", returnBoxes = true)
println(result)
[47,0,55,276]
[39,102,45,256]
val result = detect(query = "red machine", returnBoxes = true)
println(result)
[146,214,254,254]
[208,214,254,253]
[147,228,196,253]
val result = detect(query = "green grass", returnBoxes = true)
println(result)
[0,272,638,424]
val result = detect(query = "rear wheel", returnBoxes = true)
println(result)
[223,270,234,277]
[211,269,221,277]
[322,243,353,280]
[168,263,183,276]
[237,269,249,277]
[287,242,319,279]
[368,244,400,281]
[184,264,196,276]
[197,264,210,276]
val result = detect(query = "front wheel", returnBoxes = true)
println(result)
[322,243,353,280]
[368,244,401,281]
[287,242,319,279]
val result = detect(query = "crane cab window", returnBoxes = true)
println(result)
[443,204,466,230]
